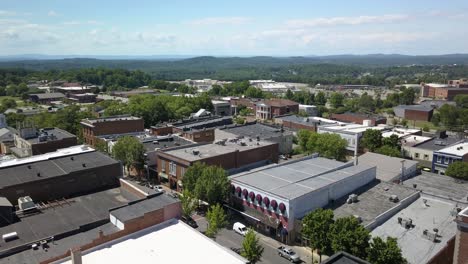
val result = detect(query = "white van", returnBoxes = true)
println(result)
[233,222,248,236]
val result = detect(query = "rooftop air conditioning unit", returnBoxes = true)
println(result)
[398,217,413,229]
[192,149,200,155]
[18,196,36,211]
[423,229,438,242]
[347,194,358,204]
[389,195,399,203]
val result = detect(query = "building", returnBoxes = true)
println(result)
[9,124,77,158]
[55,219,246,264]
[211,100,231,116]
[0,196,13,226]
[432,140,468,174]
[420,83,468,100]
[357,152,418,182]
[402,131,462,169]
[371,195,463,264]
[80,115,145,146]
[393,105,434,121]
[229,157,376,243]
[0,146,122,204]
[321,251,371,264]
[256,99,299,120]
[275,115,341,132]
[151,116,232,143]
[68,93,97,103]
[230,98,261,115]
[317,124,387,153]
[156,139,279,191]
[381,127,422,139]
[215,122,294,154]
[330,112,387,126]
[448,79,468,88]
[298,104,318,116]
[29,93,65,104]
[52,85,91,95]
[419,99,456,109]
[453,207,468,264]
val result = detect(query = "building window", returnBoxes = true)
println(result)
[424,154,428,160]
[415,153,419,158]
[437,156,441,163]
[181,167,185,177]
[169,162,176,176]
[161,160,166,172]
[444,157,449,164]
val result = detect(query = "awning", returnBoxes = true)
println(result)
[159,172,168,180]
[224,204,261,222]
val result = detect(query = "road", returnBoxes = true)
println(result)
[193,215,311,264]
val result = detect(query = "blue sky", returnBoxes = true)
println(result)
[1,0,468,56]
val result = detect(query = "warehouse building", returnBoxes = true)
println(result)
[357,152,418,182]
[229,156,376,243]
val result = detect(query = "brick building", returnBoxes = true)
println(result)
[453,207,468,264]
[421,83,468,100]
[393,105,434,121]
[275,115,341,132]
[256,99,299,120]
[80,115,145,146]
[330,112,387,126]
[448,79,468,88]
[156,139,278,191]
[29,93,65,104]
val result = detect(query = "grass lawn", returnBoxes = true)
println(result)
[0,96,27,107]
[410,120,441,131]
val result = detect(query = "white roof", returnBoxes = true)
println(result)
[425,83,449,88]
[437,141,468,156]
[59,220,247,264]
[57,86,88,90]
[0,145,94,168]
[401,135,433,146]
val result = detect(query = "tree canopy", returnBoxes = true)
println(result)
[302,208,334,260]
[367,237,407,264]
[297,130,348,161]
[111,136,146,175]
[445,162,468,180]
[241,229,264,264]
[330,217,371,259]
[205,204,228,238]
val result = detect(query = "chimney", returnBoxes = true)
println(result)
[400,160,406,182]
[70,248,82,264]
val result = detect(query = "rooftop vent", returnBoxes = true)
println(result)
[397,217,413,229]
[82,163,86,167]
[423,229,439,242]
[347,194,358,204]
[192,149,200,155]
[70,156,74,161]
[27,165,32,169]
[389,195,399,203]
[2,232,18,242]
[18,196,36,211]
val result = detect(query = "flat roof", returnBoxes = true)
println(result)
[371,195,460,264]
[25,127,76,144]
[231,157,373,200]
[0,145,94,168]
[402,171,468,203]
[162,139,276,162]
[331,181,417,227]
[357,152,418,182]
[173,116,232,130]
[321,251,370,264]
[219,123,292,139]
[30,93,65,99]
[394,104,433,112]
[0,187,139,256]
[401,135,433,147]
[141,135,193,153]
[0,151,118,189]
[435,141,468,156]
[413,136,462,151]
[81,115,141,126]
[110,194,179,223]
[58,220,247,264]
[319,124,386,135]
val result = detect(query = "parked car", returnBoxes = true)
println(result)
[277,246,300,263]
[233,222,248,236]
[181,215,198,228]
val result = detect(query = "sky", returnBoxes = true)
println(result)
[1,0,468,56]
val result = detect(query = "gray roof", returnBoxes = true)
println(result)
[276,115,320,126]
[371,195,461,264]
[321,251,370,264]
[219,122,292,139]
[412,136,461,151]
[0,151,119,189]
[419,100,456,108]
[357,152,418,182]
[330,181,418,227]
[231,157,373,200]
[0,187,139,257]
[142,136,193,153]
[161,139,276,162]
[173,116,232,130]
[30,93,65,100]
[81,115,141,126]
[25,127,76,144]
[394,104,433,112]
[110,194,179,223]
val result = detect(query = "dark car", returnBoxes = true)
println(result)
[181,216,198,228]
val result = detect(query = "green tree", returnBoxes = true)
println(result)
[382,134,400,150]
[445,162,468,180]
[182,162,206,192]
[285,89,294,100]
[361,129,383,152]
[329,92,345,108]
[302,208,334,262]
[359,93,375,112]
[297,129,313,151]
[1,98,17,109]
[206,203,227,238]
[330,217,370,259]
[454,94,468,108]
[422,124,430,132]
[241,229,264,264]
[376,145,402,157]
[438,104,459,130]
[367,237,407,264]
[245,86,264,98]
[399,88,415,105]
[315,91,327,106]
[111,136,146,176]
[194,165,230,205]
[431,113,440,127]
[307,133,347,161]
[180,189,197,218]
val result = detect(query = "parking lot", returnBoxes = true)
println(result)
[192,214,313,264]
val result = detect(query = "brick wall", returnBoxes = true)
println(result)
[405,109,433,121]
[427,236,455,264]
[281,120,317,132]
[330,113,386,126]
[82,119,144,146]
[151,126,174,136]
[453,213,468,264]
[31,137,77,155]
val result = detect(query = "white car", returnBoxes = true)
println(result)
[233,222,248,236]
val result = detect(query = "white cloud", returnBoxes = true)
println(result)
[286,14,409,28]
[63,20,102,26]
[48,10,59,17]
[0,10,16,16]
[187,16,252,26]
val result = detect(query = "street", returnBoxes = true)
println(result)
[193,214,312,264]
